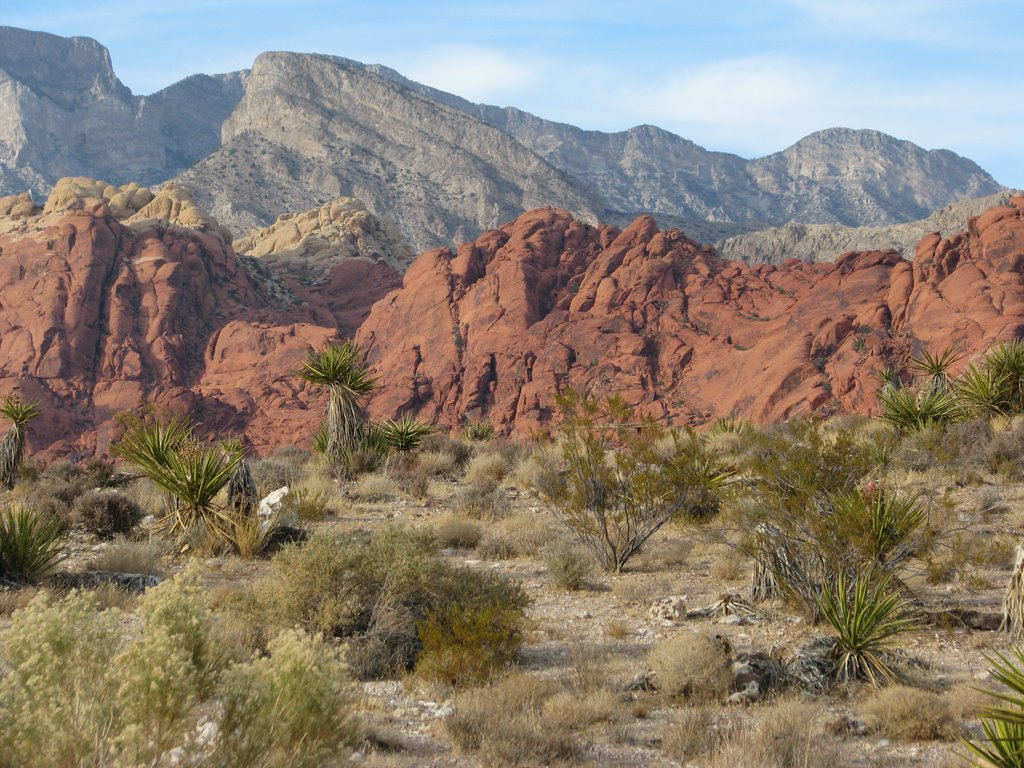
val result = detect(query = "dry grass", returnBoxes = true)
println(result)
[605,619,632,639]
[434,516,483,550]
[445,674,578,766]
[861,685,960,741]
[0,586,40,617]
[89,539,169,577]
[478,512,557,559]
[351,472,401,502]
[648,633,731,702]
[706,701,843,768]
[462,450,511,490]
[544,539,595,590]
[661,706,723,763]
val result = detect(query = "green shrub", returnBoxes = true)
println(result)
[249,528,529,681]
[535,390,731,572]
[72,489,143,539]
[209,629,359,768]
[0,504,65,583]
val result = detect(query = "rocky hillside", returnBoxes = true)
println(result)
[717,190,1022,264]
[0,26,244,197]
[357,198,1024,435]
[0,182,1022,453]
[0,179,403,455]
[0,27,1005,253]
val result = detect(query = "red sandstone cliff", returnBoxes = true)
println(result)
[356,198,1024,435]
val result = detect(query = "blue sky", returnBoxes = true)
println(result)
[5,1,1023,187]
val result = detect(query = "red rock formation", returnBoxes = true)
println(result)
[357,200,1024,435]
[0,204,349,455]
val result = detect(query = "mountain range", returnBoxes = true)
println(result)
[0,26,1005,255]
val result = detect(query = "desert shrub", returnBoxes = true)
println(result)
[543,539,594,590]
[462,450,511,491]
[446,674,578,766]
[350,471,400,501]
[416,570,529,686]
[89,539,168,576]
[0,504,65,583]
[986,423,1024,479]
[861,685,958,740]
[535,390,732,572]
[209,629,359,768]
[279,475,337,520]
[250,528,529,681]
[0,572,212,767]
[249,457,300,496]
[458,484,511,518]
[647,633,732,701]
[72,489,143,539]
[411,449,461,478]
[435,517,484,549]
[418,432,473,470]
[477,512,557,560]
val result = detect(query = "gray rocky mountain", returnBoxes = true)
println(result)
[715,189,1021,264]
[0,26,244,197]
[0,26,1007,254]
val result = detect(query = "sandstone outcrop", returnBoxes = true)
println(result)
[357,200,1024,435]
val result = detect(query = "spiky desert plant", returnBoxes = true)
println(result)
[463,420,496,442]
[817,570,920,687]
[297,342,377,466]
[706,415,754,437]
[378,414,434,453]
[0,504,65,583]
[984,339,1024,415]
[957,362,1011,419]
[0,396,40,490]
[829,488,927,569]
[115,415,195,515]
[311,421,330,456]
[876,367,904,392]
[223,439,258,515]
[878,385,960,432]
[966,647,1024,767]
[131,441,242,545]
[908,346,964,393]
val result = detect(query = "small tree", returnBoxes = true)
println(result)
[297,342,377,469]
[534,390,730,573]
[0,395,40,489]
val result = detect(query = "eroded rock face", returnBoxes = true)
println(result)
[0,201,339,455]
[357,200,1024,435]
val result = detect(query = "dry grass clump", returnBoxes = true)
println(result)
[706,701,843,768]
[435,517,483,550]
[661,706,724,763]
[509,442,560,490]
[647,633,731,701]
[280,474,340,521]
[462,450,512,490]
[477,512,557,560]
[89,539,169,577]
[350,472,401,502]
[446,674,579,766]
[633,536,693,571]
[543,539,595,590]
[860,685,960,740]
[542,688,618,731]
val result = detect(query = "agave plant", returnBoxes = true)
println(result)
[0,504,65,583]
[297,342,377,466]
[878,385,960,432]
[377,413,434,453]
[817,570,920,687]
[967,647,1024,767]
[0,395,41,490]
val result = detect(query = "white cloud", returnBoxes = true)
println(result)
[397,45,538,103]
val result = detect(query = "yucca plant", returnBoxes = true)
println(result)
[0,504,65,583]
[957,362,1011,419]
[876,367,904,392]
[817,570,920,686]
[878,385,960,432]
[984,339,1024,416]
[908,346,964,393]
[967,647,1024,767]
[463,421,496,442]
[311,421,330,456]
[828,488,927,569]
[128,439,242,545]
[0,395,41,490]
[297,342,377,466]
[115,415,195,516]
[706,415,754,437]
[377,414,434,453]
